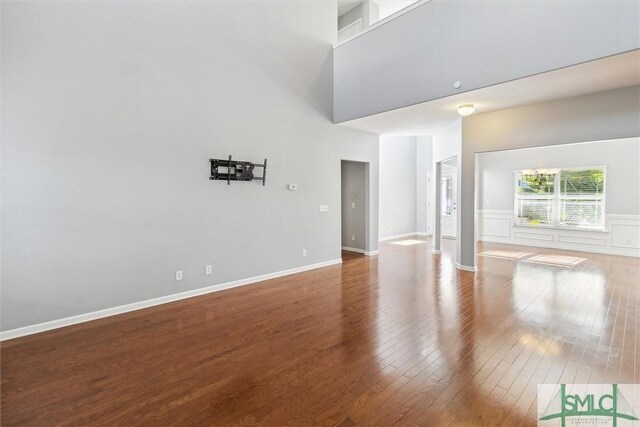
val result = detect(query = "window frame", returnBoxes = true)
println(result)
[513,166,607,231]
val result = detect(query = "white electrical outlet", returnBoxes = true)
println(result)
[351,202,355,208]
[205,265,212,275]
[319,205,329,213]
[176,270,183,281]
[302,249,307,257]
[351,235,356,242]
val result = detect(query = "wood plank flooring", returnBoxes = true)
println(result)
[2,238,639,426]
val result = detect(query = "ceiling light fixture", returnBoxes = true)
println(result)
[457,104,475,116]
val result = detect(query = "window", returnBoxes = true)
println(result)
[559,169,605,229]
[515,171,556,226]
[441,177,452,216]
[514,167,605,230]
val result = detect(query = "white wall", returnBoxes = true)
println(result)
[478,138,640,214]
[379,136,417,239]
[2,2,380,332]
[477,137,640,256]
[433,120,461,163]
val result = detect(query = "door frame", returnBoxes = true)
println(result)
[340,159,375,256]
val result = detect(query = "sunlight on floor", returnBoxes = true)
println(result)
[522,254,587,268]
[390,239,426,246]
[478,250,532,260]
[518,333,562,355]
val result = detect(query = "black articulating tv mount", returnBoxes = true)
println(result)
[209,155,267,186]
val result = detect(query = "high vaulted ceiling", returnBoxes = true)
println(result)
[338,1,362,17]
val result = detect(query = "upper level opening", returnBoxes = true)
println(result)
[337,0,419,43]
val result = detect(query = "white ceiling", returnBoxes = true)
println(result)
[338,1,417,19]
[338,1,362,17]
[377,1,418,20]
[337,50,640,136]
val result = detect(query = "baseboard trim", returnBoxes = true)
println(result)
[342,246,365,253]
[456,263,477,272]
[431,249,442,255]
[379,232,420,242]
[342,246,379,256]
[0,258,343,342]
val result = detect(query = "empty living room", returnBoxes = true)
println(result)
[1,0,639,425]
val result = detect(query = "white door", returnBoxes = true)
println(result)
[441,171,457,238]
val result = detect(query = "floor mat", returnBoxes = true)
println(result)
[478,250,532,260]
[390,239,426,246]
[521,253,587,268]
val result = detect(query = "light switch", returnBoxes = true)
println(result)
[319,205,329,213]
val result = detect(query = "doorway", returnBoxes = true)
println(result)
[341,160,369,255]
[433,155,458,256]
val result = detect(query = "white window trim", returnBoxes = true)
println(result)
[513,166,607,231]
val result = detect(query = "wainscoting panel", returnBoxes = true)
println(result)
[610,216,640,249]
[513,230,555,242]
[556,234,607,246]
[478,210,640,257]
[482,216,511,237]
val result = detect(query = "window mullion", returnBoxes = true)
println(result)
[553,172,561,226]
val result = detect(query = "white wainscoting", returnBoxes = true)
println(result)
[477,210,640,257]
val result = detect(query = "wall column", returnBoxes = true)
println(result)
[432,161,442,254]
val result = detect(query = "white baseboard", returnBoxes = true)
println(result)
[379,232,422,242]
[342,246,380,256]
[0,258,343,342]
[416,232,431,236]
[456,263,477,272]
[431,249,442,254]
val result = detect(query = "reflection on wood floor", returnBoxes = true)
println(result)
[2,238,638,425]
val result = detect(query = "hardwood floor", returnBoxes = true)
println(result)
[2,239,639,426]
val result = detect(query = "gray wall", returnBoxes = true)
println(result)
[379,136,417,238]
[459,85,640,268]
[334,0,640,123]
[477,138,640,215]
[416,136,432,234]
[2,2,380,331]
[341,161,367,250]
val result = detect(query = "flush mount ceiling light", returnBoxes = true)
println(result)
[457,104,475,116]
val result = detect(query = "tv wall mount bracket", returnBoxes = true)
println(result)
[209,155,267,186]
